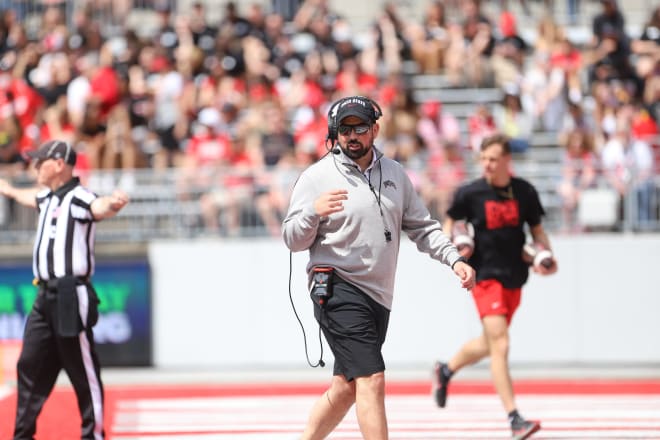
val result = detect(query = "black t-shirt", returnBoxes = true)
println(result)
[640,25,660,44]
[447,177,545,288]
[260,132,294,166]
[592,12,626,42]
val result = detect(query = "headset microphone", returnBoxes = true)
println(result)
[332,147,341,154]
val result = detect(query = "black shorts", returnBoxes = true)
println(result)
[156,126,179,151]
[313,277,390,381]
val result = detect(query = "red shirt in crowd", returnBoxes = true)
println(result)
[0,77,45,152]
[89,66,121,119]
[186,132,232,167]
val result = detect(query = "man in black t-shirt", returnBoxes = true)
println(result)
[432,134,557,440]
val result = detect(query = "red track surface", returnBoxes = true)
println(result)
[1,379,660,440]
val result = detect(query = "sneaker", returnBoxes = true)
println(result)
[511,419,541,440]
[432,361,451,408]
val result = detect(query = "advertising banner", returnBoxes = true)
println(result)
[0,259,151,368]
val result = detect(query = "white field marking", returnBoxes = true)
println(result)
[0,386,12,401]
[111,432,660,440]
[111,394,660,439]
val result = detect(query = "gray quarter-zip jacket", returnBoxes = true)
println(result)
[282,148,462,310]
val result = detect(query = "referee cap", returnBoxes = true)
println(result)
[26,140,77,166]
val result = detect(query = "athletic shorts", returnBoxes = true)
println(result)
[472,279,521,324]
[313,277,390,381]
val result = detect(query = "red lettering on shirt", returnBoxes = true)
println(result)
[485,200,519,229]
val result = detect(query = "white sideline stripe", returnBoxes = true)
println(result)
[116,395,660,409]
[113,421,660,430]
[115,436,298,440]
[113,432,660,439]
[111,394,660,438]
[113,411,660,422]
[0,386,12,400]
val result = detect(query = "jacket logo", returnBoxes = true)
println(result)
[383,180,396,189]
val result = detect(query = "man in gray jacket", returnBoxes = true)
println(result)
[282,95,475,440]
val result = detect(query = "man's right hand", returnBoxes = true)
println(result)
[0,179,12,198]
[314,189,348,217]
[0,180,39,208]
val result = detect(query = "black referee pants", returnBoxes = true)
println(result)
[13,286,104,440]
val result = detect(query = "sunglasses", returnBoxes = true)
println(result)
[338,123,371,136]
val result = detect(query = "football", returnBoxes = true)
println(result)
[522,242,555,270]
[452,221,475,254]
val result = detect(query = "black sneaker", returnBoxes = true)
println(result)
[511,419,541,440]
[432,361,451,408]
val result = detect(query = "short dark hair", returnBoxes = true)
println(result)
[480,133,511,155]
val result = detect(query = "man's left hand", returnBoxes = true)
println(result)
[533,259,558,275]
[109,190,129,212]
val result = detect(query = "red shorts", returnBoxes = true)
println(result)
[472,279,521,324]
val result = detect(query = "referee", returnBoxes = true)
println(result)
[0,140,129,440]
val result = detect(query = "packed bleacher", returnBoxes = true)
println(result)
[0,0,658,243]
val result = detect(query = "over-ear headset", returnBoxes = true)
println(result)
[326,96,383,144]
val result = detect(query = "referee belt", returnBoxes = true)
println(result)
[33,277,89,290]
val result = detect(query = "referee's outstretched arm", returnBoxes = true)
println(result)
[0,178,40,208]
[91,189,130,220]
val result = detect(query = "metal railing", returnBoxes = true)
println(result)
[1,160,658,245]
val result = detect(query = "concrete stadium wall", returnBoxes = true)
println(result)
[148,235,660,369]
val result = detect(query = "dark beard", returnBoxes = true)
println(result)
[340,141,371,160]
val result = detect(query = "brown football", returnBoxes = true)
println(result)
[522,242,554,269]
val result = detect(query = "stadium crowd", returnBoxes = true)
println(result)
[0,0,658,235]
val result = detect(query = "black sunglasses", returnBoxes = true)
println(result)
[338,123,371,136]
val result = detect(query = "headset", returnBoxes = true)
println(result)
[326,95,383,145]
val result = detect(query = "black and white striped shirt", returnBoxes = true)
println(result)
[33,177,98,281]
